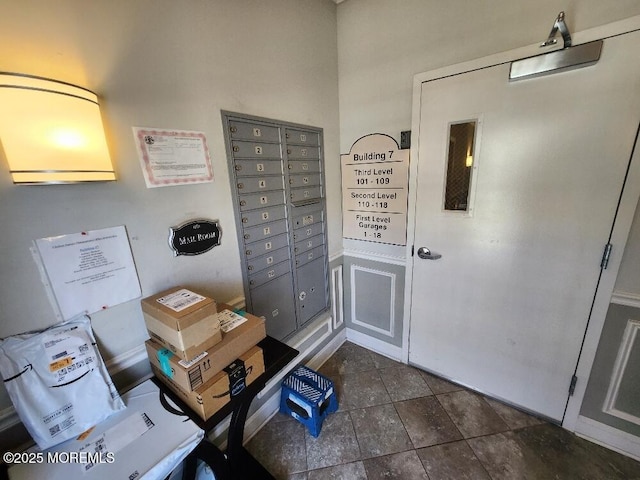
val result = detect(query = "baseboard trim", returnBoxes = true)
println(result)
[346,328,403,361]
[241,328,346,446]
[239,391,282,448]
[306,328,347,371]
[611,291,640,309]
[105,344,148,375]
[0,406,21,431]
[329,250,344,263]
[257,316,338,399]
[574,415,640,461]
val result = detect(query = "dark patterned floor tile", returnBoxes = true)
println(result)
[514,423,640,480]
[418,370,465,394]
[437,390,509,438]
[467,431,550,480]
[318,341,376,376]
[306,411,361,470]
[417,440,491,480]
[395,396,463,448]
[288,473,308,480]
[379,365,433,402]
[483,397,545,430]
[245,416,307,478]
[363,450,429,479]
[340,369,391,410]
[307,461,368,480]
[368,350,403,369]
[350,404,413,459]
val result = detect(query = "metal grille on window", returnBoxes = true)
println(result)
[444,121,476,212]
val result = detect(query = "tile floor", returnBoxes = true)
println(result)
[246,342,640,479]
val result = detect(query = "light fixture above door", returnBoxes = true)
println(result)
[0,72,115,185]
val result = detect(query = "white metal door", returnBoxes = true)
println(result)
[408,31,640,422]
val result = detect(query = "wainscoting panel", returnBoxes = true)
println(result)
[603,318,640,425]
[332,264,344,330]
[580,302,640,439]
[343,255,405,347]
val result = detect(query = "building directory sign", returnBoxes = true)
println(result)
[341,134,409,245]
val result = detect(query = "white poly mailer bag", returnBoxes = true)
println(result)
[0,314,125,449]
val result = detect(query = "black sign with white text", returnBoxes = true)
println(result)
[169,219,221,256]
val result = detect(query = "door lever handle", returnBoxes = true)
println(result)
[417,247,442,260]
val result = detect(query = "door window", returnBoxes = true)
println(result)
[444,120,476,212]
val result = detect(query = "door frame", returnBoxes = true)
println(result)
[403,15,640,433]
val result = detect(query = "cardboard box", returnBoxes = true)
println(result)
[145,307,266,392]
[141,287,221,361]
[151,345,265,420]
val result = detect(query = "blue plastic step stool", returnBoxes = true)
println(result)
[279,365,338,437]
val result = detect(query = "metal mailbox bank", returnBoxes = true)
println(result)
[222,112,330,341]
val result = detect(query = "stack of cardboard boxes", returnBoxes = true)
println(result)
[142,287,267,420]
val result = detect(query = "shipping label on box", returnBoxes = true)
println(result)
[151,345,265,420]
[145,307,266,392]
[146,340,213,391]
[141,287,221,361]
[156,288,206,312]
[141,287,217,326]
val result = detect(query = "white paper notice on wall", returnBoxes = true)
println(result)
[341,134,410,245]
[34,226,141,320]
[133,127,214,188]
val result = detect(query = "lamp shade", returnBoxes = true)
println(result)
[0,72,115,184]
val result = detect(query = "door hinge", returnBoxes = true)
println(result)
[600,243,612,269]
[569,375,578,396]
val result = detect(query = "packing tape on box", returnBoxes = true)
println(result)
[157,348,174,378]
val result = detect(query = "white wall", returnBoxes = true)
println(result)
[337,0,640,274]
[0,0,340,409]
[337,0,640,150]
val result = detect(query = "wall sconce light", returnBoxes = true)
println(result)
[465,146,473,167]
[0,72,115,184]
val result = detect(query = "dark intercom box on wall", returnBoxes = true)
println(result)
[401,131,411,149]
